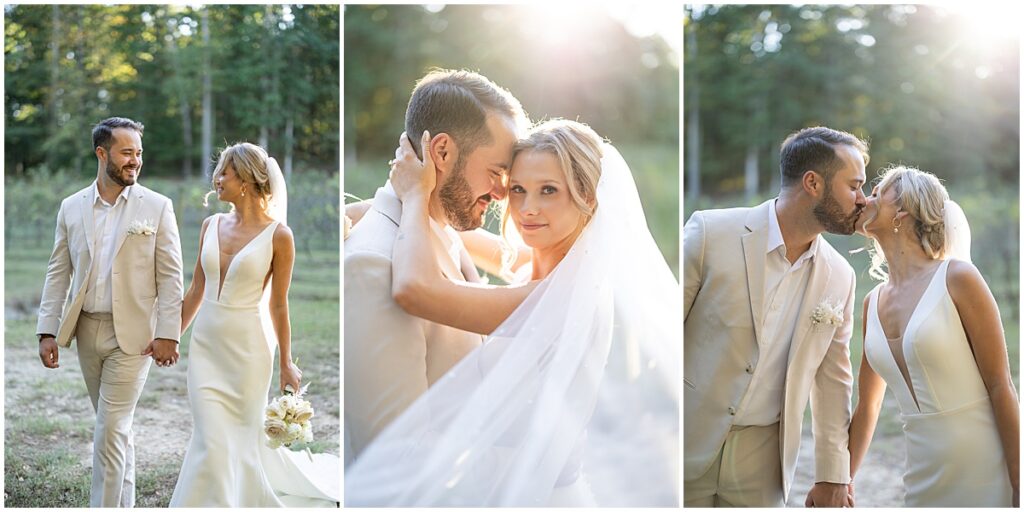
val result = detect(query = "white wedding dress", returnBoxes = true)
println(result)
[864,258,1012,507]
[345,145,679,507]
[170,213,339,507]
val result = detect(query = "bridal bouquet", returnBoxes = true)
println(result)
[264,382,315,451]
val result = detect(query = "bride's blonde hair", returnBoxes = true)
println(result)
[499,119,605,275]
[204,142,274,210]
[868,165,950,281]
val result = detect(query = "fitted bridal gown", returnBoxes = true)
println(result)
[170,214,339,507]
[863,259,1012,507]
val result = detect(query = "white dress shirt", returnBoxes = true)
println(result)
[83,182,131,314]
[734,199,818,426]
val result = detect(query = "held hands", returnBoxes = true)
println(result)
[38,336,59,368]
[805,481,855,507]
[280,359,302,394]
[389,131,437,203]
[143,338,179,367]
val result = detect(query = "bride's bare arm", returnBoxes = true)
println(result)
[269,224,302,393]
[393,195,538,335]
[390,131,538,335]
[848,294,887,479]
[346,200,372,225]
[180,216,211,334]
[948,260,1020,499]
[458,228,531,279]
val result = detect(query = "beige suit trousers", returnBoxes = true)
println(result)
[684,423,785,507]
[76,312,151,508]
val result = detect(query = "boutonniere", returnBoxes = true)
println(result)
[126,219,157,236]
[810,299,844,328]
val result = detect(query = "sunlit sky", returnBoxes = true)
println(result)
[424,2,681,61]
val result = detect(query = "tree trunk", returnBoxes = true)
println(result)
[685,21,701,200]
[48,5,60,170]
[744,143,759,204]
[259,5,275,149]
[284,107,294,181]
[201,7,213,178]
[165,30,193,178]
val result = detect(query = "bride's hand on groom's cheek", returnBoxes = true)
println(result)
[389,131,436,202]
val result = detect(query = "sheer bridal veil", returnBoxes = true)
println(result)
[345,144,680,506]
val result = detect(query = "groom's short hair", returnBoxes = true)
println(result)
[779,126,869,188]
[92,117,145,151]
[405,69,526,159]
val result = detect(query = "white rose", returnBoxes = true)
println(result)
[265,418,287,440]
[265,399,285,420]
[293,399,314,423]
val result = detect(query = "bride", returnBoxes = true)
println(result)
[849,165,1018,506]
[169,143,339,507]
[344,120,680,506]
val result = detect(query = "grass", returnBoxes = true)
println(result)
[4,201,340,507]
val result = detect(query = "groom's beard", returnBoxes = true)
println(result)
[439,154,489,231]
[106,158,138,187]
[814,186,862,235]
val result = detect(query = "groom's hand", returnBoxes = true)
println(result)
[805,481,853,507]
[38,335,59,368]
[143,338,179,367]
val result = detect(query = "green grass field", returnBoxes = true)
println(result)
[4,197,340,507]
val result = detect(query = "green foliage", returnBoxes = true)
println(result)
[5,4,340,178]
[685,5,1019,195]
[344,4,678,156]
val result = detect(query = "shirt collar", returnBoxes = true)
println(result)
[767,198,818,263]
[92,180,131,207]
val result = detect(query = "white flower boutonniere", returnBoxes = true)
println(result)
[126,219,157,236]
[810,299,844,328]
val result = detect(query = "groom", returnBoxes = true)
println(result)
[683,127,868,507]
[36,117,184,507]
[344,69,525,462]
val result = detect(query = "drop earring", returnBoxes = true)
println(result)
[892,216,902,234]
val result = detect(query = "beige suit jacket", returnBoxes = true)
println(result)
[344,184,483,458]
[36,183,184,355]
[683,200,855,500]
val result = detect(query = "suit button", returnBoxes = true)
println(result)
[728,406,736,415]
[745,363,754,374]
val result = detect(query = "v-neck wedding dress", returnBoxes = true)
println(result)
[864,259,1011,507]
[170,214,338,507]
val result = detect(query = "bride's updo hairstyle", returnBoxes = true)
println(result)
[205,142,273,209]
[868,165,950,280]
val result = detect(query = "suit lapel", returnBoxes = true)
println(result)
[787,242,834,367]
[79,187,96,259]
[742,201,771,346]
[113,186,144,258]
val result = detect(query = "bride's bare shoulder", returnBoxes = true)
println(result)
[945,259,990,301]
[272,223,294,245]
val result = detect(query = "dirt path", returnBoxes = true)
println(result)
[786,395,906,507]
[5,320,339,507]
